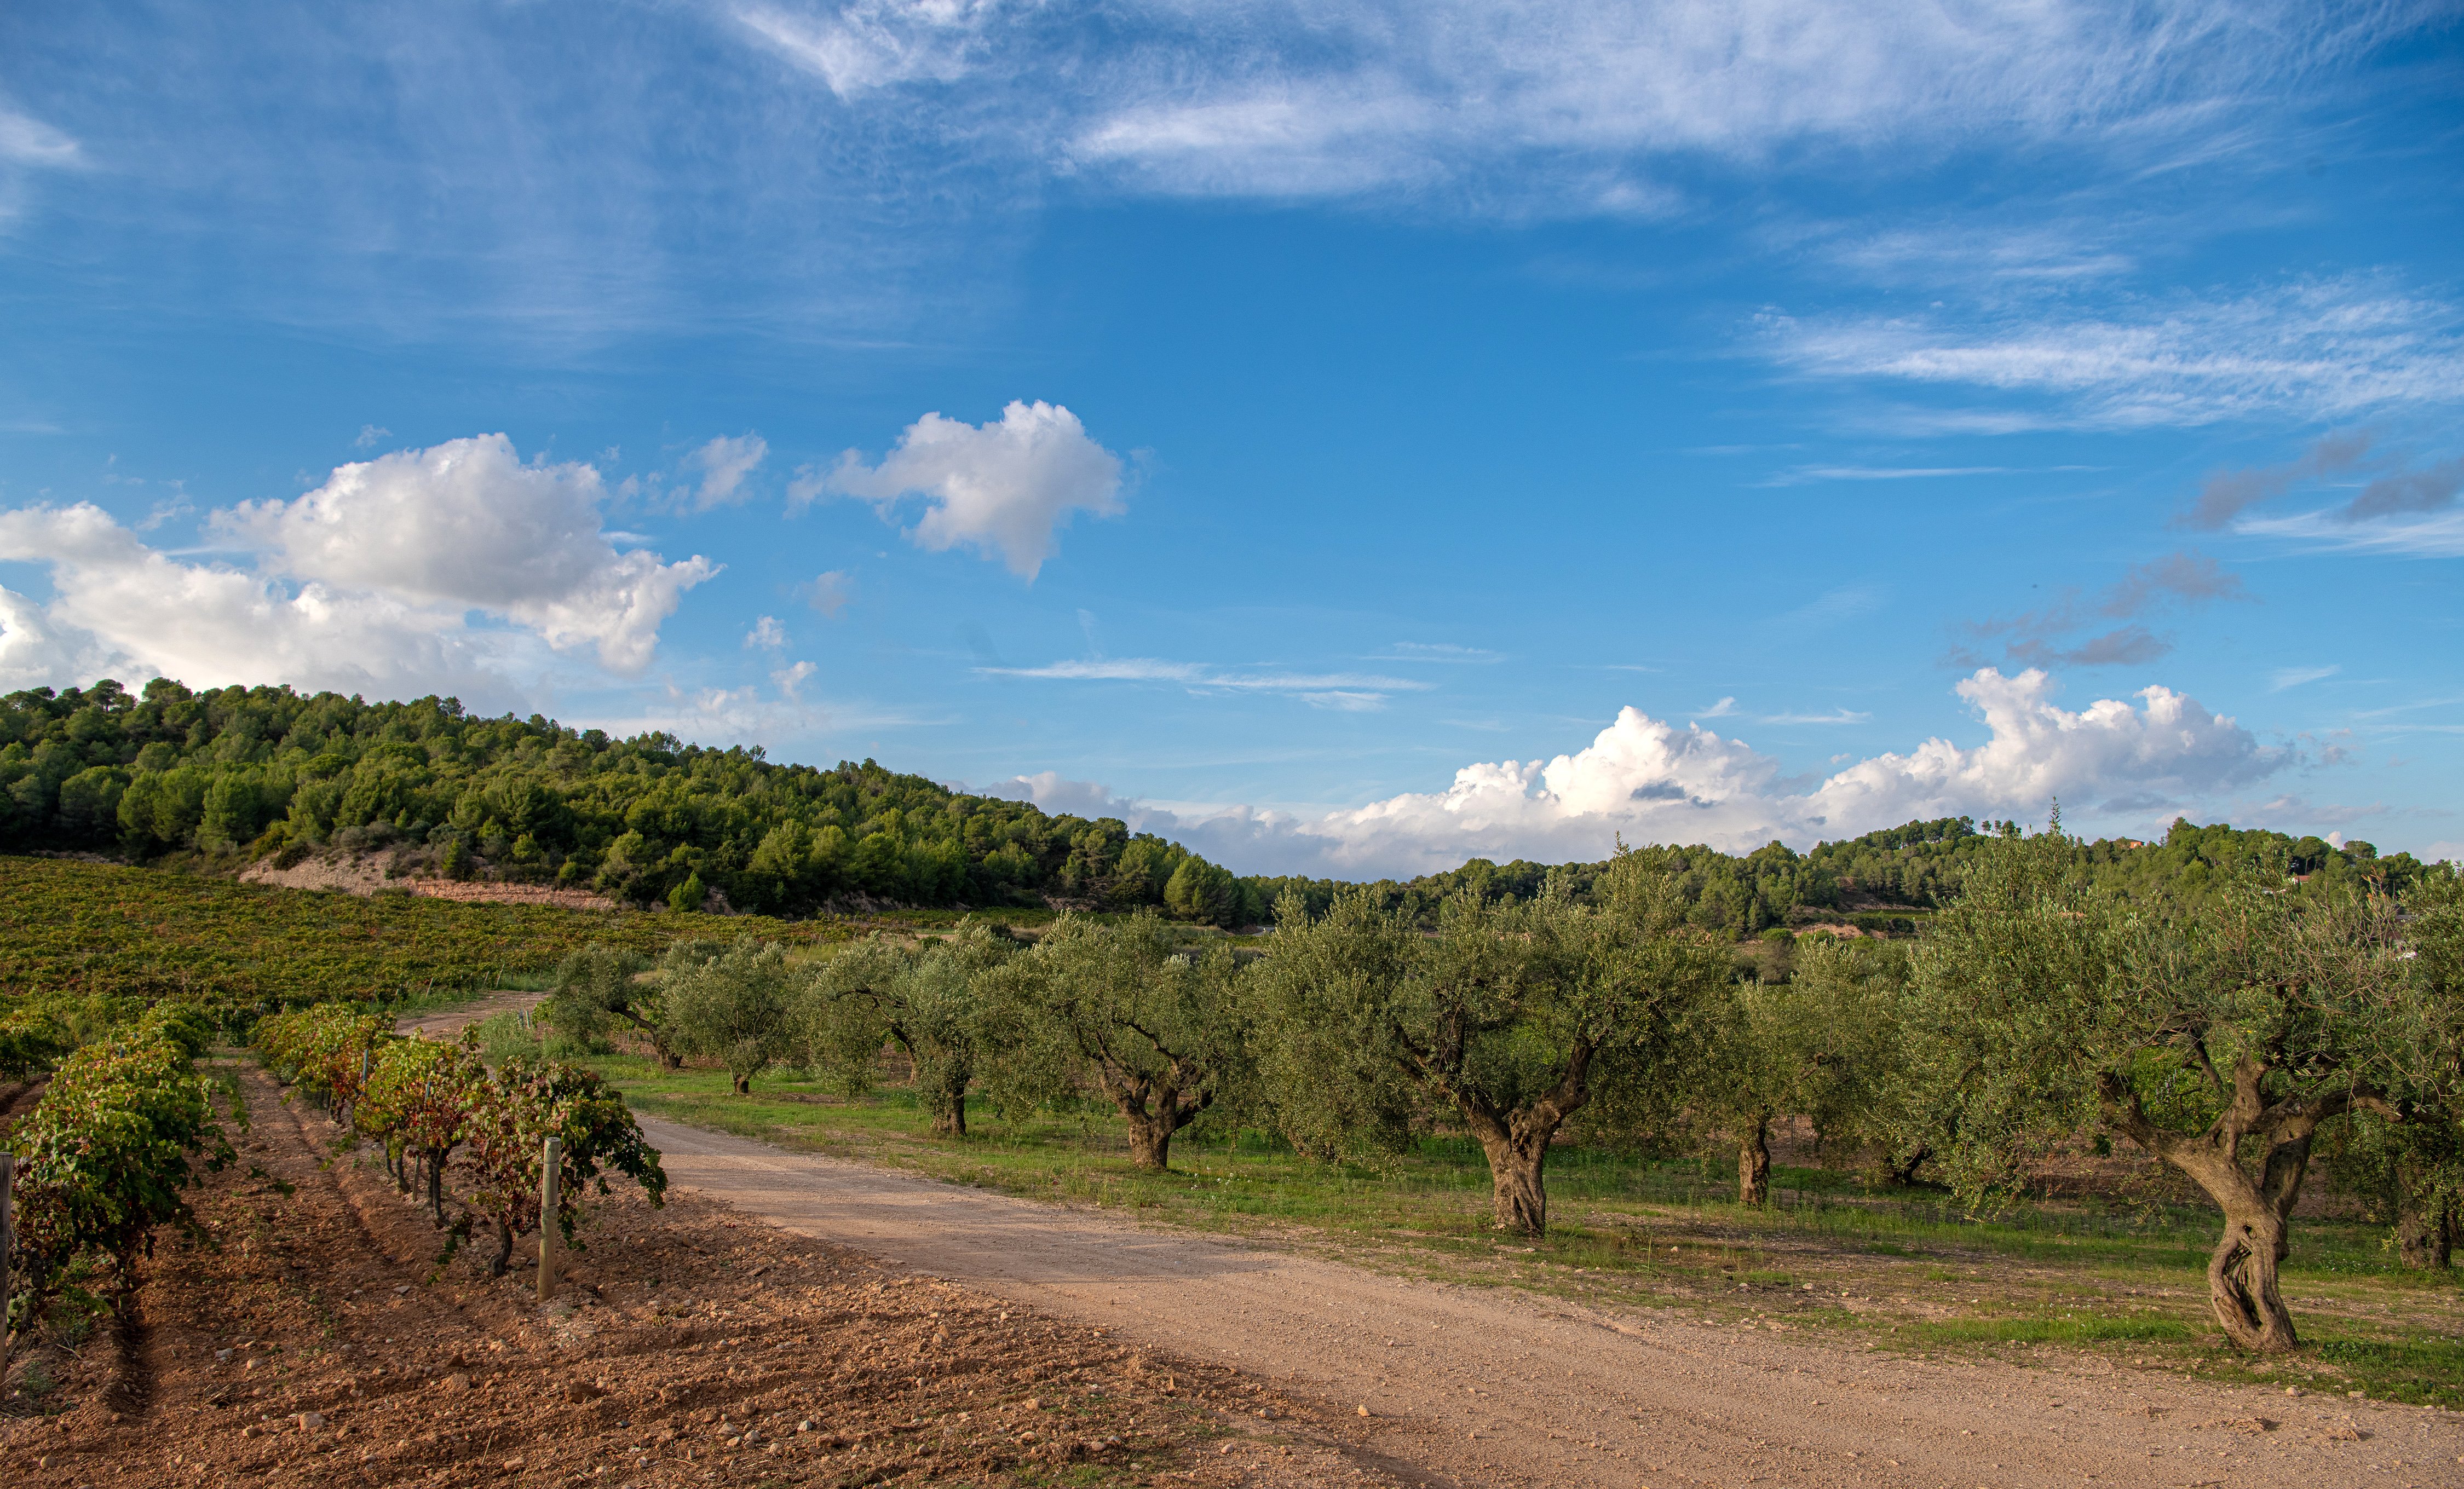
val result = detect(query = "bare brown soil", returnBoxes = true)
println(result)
[0,1064,1413,1488]
[240,853,622,913]
[639,1118,2464,1489]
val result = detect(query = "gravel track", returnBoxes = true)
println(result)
[642,1116,2464,1489]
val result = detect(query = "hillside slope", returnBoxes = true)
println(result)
[2,677,2431,936]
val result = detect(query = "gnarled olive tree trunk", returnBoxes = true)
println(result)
[1737,1113,1772,1207]
[2393,1161,2457,1269]
[1445,1043,1594,1238]
[1101,1068,1205,1170]
[1466,1115,1553,1235]
[2102,1060,2383,1353]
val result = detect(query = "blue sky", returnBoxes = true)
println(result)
[2,2,2460,875]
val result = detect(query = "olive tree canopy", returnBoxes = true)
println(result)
[1255,864,1730,1237]
[985,911,1247,1170]
[1907,831,2445,1352]
[658,937,800,1094]
[801,921,1014,1136]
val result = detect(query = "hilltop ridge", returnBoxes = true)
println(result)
[0,677,2431,937]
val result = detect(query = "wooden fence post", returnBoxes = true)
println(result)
[537,1137,561,1303]
[2,1152,16,1371]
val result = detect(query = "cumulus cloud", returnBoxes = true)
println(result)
[746,615,788,649]
[773,659,818,698]
[1955,550,2246,670]
[218,434,715,672]
[806,401,1123,579]
[0,434,714,694]
[0,504,497,695]
[985,668,2289,878]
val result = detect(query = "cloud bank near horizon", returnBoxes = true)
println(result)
[981,667,2298,878]
[0,434,715,700]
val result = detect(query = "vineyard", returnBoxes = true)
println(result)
[0,856,845,1012]
[1,1057,1363,1489]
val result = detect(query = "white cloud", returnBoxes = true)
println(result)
[807,401,1122,579]
[746,615,788,649]
[732,1,998,98]
[0,505,501,696]
[1374,642,1502,663]
[1763,276,2464,430]
[981,655,1432,707]
[2269,664,2338,692]
[0,434,714,694]
[0,107,81,168]
[354,423,391,450]
[726,2,2418,213]
[681,433,769,510]
[987,668,2290,877]
[2239,504,2464,559]
[773,659,818,698]
[218,434,714,672]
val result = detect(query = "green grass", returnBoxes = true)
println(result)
[580,1051,2464,1410]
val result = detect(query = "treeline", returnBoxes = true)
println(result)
[0,678,1256,920]
[563,836,2464,1357]
[0,679,2437,937]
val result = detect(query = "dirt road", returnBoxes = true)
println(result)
[641,1116,2464,1489]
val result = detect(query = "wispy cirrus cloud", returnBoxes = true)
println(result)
[7,3,2444,340]
[1372,642,1502,663]
[2189,431,2464,555]
[2269,664,2338,692]
[980,655,1433,709]
[1763,275,2464,430]
[1758,464,2016,486]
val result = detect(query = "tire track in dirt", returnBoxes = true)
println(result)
[641,1115,2464,1489]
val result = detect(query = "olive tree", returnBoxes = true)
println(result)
[986,912,1246,1170]
[1907,830,2438,1353]
[1256,871,1729,1237]
[541,943,674,1067]
[801,921,1013,1136]
[658,937,800,1094]
[1698,935,1907,1205]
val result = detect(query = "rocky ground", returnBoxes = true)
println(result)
[0,1062,1414,1488]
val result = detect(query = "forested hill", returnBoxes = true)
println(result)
[0,678,2432,934]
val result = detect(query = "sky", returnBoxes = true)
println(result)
[1,2,2460,876]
